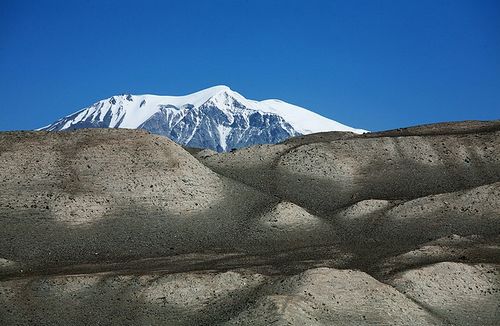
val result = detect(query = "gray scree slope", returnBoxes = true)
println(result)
[1,120,499,325]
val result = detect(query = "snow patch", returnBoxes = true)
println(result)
[216,124,232,151]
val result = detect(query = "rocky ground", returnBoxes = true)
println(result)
[1,121,499,325]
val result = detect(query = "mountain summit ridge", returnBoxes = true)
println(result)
[39,85,366,151]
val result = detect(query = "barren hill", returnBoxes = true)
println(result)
[1,121,499,325]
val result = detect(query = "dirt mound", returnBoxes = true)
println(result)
[389,262,500,325]
[200,123,500,215]
[0,129,274,271]
[1,267,446,325]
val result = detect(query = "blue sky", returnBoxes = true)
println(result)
[0,0,499,131]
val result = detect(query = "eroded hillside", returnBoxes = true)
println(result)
[1,121,499,325]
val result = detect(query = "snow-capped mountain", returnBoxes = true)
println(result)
[39,85,366,152]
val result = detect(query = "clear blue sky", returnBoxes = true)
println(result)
[1,0,499,131]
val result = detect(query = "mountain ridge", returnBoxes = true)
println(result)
[39,85,367,152]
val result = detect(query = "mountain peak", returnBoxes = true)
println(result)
[205,85,232,93]
[188,85,233,101]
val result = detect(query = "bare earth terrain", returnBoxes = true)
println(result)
[1,120,499,325]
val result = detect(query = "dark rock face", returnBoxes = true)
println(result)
[138,102,297,152]
[1,121,499,325]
